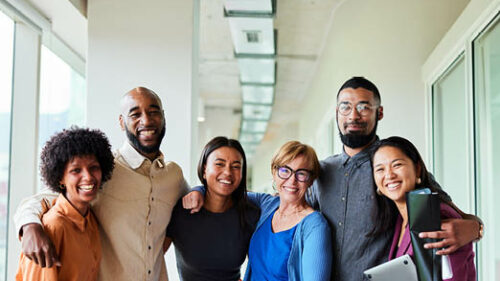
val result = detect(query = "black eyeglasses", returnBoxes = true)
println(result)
[276,166,312,182]
[337,102,378,116]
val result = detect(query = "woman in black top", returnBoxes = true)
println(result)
[165,136,259,281]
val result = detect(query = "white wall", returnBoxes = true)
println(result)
[422,0,496,79]
[86,0,198,182]
[250,0,469,188]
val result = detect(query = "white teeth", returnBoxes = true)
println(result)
[387,183,400,189]
[219,179,231,184]
[284,187,298,192]
[141,130,155,136]
[79,185,94,191]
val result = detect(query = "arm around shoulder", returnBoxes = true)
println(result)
[246,191,274,209]
[419,201,483,255]
[15,189,60,268]
[14,188,58,238]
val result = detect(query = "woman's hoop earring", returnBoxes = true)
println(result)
[416,178,421,184]
[376,188,382,196]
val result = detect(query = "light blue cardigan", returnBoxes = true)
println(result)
[244,192,332,281]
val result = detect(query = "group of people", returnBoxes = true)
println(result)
[13,77,481,281]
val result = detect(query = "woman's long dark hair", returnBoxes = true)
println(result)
[368,136,449,236]
[197,136,258,232]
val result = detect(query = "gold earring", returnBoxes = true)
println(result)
[376,188,382,196]
[416,178,421,184]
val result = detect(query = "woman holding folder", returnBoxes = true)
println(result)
[370,136,476,281]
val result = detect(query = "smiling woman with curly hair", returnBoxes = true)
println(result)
[16,127,114,281]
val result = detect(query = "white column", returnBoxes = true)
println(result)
[7,22,41,281]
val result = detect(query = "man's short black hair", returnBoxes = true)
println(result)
[337,76,381,104]
[40,127,115,193]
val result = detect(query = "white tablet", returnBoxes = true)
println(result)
[363,254,418,281]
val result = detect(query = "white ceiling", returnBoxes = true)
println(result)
[24,0,343,156]
[198,0,342,151]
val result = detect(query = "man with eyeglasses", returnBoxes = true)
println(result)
[306,76,483,281]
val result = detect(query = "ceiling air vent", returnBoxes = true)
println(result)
[244,30,261,43]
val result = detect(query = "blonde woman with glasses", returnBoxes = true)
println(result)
[243,141,332,281]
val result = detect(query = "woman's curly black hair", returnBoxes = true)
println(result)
[40,127,115,193]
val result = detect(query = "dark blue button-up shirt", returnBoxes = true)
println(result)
[307,141,392,281]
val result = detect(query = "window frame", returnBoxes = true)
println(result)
[425,3,500,280]
[0,1,87,280]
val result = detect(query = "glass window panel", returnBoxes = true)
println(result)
[38,46,86,188]
[238,58,275,84]
[432,55,470,212]
[241,120,268,133]
[242,85,274,104]
[473,15,500,281]
[0,10,14,278]
[242,104,272,120]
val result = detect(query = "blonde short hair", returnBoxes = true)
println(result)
[270,141,320,182]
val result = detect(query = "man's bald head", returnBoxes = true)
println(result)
[120,87,163,115]
[119,87,166,159]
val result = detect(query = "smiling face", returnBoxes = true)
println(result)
[336,87,383,149]
[204,146,243,199]
[273,155,312,204]
[119,88,165,159]
[60,155,102,215]
[372,146,420,204]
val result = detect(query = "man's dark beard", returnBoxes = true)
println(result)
[338,119,378,149]
[125,125,166,154]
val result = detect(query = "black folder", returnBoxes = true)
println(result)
[406,188,442,281]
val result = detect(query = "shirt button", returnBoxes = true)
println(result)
[148,270,151,274]
[344,173,348,177]
[148,221,152,225]
[341,196,345,201]
[338,222,342,226]
[148,245,152,250]
[151,197,154,201]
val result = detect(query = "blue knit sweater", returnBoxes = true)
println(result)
[244,192,332,281]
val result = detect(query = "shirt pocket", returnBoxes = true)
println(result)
[356,194,378,234]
